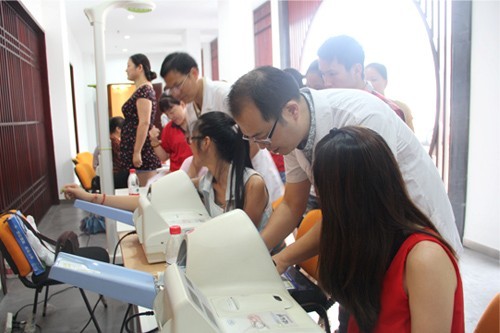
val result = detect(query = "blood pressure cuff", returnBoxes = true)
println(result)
[0,211,31,277]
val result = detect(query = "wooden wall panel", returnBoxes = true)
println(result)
[287,0,322,69]
[0,1,57,222]
[210,38,219,80]
[254,1,272,67]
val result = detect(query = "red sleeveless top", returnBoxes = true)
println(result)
[348,233,464,333]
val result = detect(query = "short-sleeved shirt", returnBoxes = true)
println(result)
[284,88,463,254]
[160,122,192,172]
[184,77,284,204]
[119,84,161,171]
[184,77,232,132]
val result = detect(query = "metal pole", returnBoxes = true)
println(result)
[85,4,118,255]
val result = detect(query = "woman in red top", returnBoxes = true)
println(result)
[312,126,464,333]
[149,94,192,172]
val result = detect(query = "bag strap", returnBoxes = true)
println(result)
[2,211,57,247]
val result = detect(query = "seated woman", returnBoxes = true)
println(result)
[311,126,464,332]
[63,112,272,231]
[149,94,192,172]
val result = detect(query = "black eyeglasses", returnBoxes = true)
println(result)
[242,117,279,146]
[168,74,189,94]
[186,136,204,145]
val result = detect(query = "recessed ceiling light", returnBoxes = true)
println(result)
[122,48,128,52]
[124,35,130,39]
[127,14,135,20]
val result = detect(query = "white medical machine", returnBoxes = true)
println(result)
[154,209,323,333]
[51,208,322,332]
[134,170,210,263]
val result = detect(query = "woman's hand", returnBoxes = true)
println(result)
[149,126,160,143]
[272,252,292,275]
[133,152,142,168]
[62,184,93,202]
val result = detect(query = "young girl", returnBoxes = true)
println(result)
[312,126,464,333]
[64,112,272,231]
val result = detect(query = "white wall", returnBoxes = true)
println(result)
[217,0,255,83]
[463,0,500,257]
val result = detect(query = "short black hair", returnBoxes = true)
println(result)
[160,52,198,78]
[283,68,305,88]
[317,35,365,70]
[158,94,181,113]
[228,66,301,121]
[109,116,124,133]
[306,59,321,76]
[365,63,388,80]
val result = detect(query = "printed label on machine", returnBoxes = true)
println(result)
[220,312,297,331]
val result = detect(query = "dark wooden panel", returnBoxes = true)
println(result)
[210,38,219,81]
[287,0,322,69]
[0,1,58,222]
[254,1,272,67]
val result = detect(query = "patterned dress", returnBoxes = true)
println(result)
[119,85,161,171]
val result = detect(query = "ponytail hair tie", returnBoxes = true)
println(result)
[329,127,340,137]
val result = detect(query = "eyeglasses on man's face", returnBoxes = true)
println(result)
[168,74,189,94]
[242,117,279,146]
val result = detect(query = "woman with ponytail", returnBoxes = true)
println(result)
[64,112,275,238]
[120,53,161,185]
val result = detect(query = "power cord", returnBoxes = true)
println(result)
[119,304,133,333]
[124,310,155,333]
[113,231,136,264]
[13,286,75,321]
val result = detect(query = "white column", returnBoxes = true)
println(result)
[184,29,202,69]
[217,0,255,83]
[42,0,76,199]
[201,42,213,79]
[464,0,500,256]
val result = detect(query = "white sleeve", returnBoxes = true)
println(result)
[284,150,309,183]
[360,112,398,158]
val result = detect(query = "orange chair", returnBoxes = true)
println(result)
[74,151,93,166]
[475,293,500,333]
[296,209,321,280]
[272,195,283,210]
[74,162,96,192]
[286,209,334,333]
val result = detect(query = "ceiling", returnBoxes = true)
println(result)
[65,0,220,57]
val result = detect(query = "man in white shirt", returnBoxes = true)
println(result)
[159,53,284,202]
[228,66,463,271]
[159,52,231,132]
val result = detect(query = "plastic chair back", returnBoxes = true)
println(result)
[475,293,500,333]
[296,209,322,280]
[75,152,93,166]
[74,163,96,191]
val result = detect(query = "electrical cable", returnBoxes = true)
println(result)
[124,311,155,333]
[113,231,136,264]
[13,286,75,321]
[119,304,133,333]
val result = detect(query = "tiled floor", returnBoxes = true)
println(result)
[0,202,498,332]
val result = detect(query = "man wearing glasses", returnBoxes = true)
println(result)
[228,66,463,274]
[160,52,231,133]
[159,52,284,202]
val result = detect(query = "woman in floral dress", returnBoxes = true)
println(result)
[120,53,161,185]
